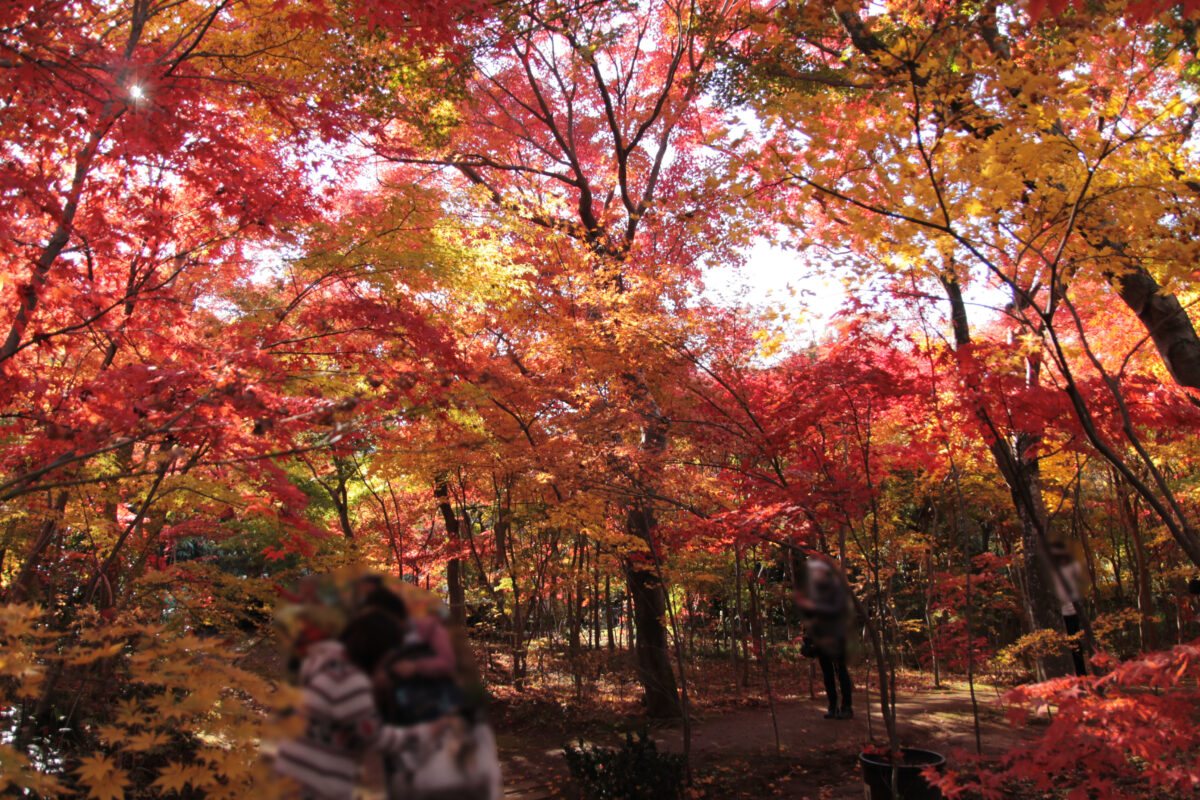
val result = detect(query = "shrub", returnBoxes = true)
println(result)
[934,639,1200,800]
[562,730,684,800]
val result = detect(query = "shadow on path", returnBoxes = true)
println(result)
[498,684,1026,799]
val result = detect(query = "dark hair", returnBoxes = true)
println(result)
[363,586,409,620]
[1188,577,1200,597]
[340,609,403,673]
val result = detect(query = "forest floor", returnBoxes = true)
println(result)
[488,653,1034,800]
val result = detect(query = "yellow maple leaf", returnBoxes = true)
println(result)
[210,747,252,780]
[114,698,145,727]
[152,762,193,794]
[123,729,170,751]
[94,724,126,744]
[74,754,129,800]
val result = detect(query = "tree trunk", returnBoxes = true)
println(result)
[625,591,634,652]
[923,549,941,688]
[434,478,467,626]
[1117,473,1159,651]
[942,277,1072,677]
[605,574,615,650]
[747,566,781,752]
[1107,262,1200,393]
[592,540,601,651]
[1004,438,1075,679]
[735,547,751,688]
[625,526,680,718]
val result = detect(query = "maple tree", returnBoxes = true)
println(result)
[365,0,749,717]
[718,0,1200,674]
[0,1,491,794]
[3,0,1200,797]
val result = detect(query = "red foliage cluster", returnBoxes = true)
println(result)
[934,640,1200,800]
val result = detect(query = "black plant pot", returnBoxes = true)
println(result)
[858,747,946,800]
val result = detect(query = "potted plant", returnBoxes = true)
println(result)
[837,560,947,800]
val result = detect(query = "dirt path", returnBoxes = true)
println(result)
[497,683,1026,799]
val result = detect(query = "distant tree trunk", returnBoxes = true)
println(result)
[493,478,511,572]
[434,478,466,626]
[923,549,941,688]
[625,591,634,652]
[735,547,751,688]
[569,537,584,699]
[312,454,355,540]
[1116,472,1159,651]
[747,566,781,751]
[605,574,615,650]
[493,495,528,685]
[592,540,601,651]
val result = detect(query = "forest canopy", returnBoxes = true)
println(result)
[2,1,1200,798]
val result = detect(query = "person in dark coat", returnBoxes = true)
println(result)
[1049,541,1087,677]
[796,558,853,719]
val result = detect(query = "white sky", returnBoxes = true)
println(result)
[703,239,848,346]
[704,238,1010,355]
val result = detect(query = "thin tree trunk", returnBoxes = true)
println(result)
[735,547,751,688]
[592,540,601,652]
[923,549,941,688]
[605,574,615,650]
[434,478,466,626]
[1117,473,1159,651]
[7,491,70,602]
[943,276,1073,677]
[747,566,781,752]
[625,590,634,652]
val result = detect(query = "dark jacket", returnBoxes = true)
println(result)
[805,576,848,650]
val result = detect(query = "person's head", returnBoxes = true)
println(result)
[340,608,404,673]
[1048,541,1072,565]
[807,558,834,585]
[362,585,408,621]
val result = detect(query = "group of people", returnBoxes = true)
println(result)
[274,572,501,800]
[793,541,1098,719]
[275,549,1117,794]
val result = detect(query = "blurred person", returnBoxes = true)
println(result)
[353,578,500,800]
[795,557,853,720]
[1049,541,1087,677]
[357,581,463,725]
[274,611,382,799]
[274,573,500,800]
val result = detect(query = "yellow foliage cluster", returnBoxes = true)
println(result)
[993,627,1077,668]
[0,599,300,799]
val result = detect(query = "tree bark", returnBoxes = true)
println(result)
[434,478,467,626]
[1107,262,1200,393]
[942,277,1073,677]
[1116,471,1159,651]
[625,493,680,716]
[625,559,680,717]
